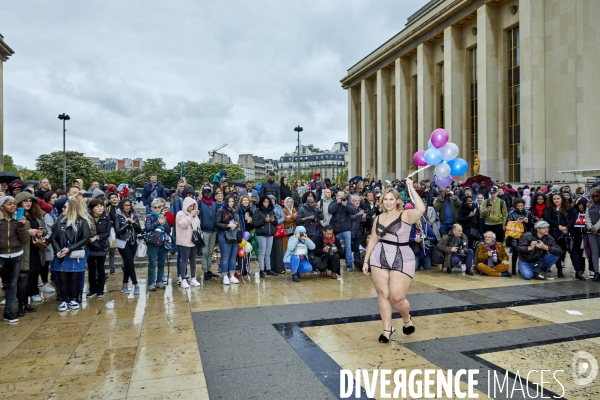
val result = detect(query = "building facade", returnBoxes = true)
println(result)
[278,142,348,181]
[88,157,144,172]
[341,0,600,183]
[0,34,14,172]
[208,152,232,165]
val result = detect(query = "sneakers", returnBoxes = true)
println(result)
[86,293,96,299]
[97,293,105,298]
[110,268,115,275]
[38,282,43,287]
[177,276,182,285]
[162,277,168,284]
[190,278,201,287]
[259,271,265,278]
[234,272,241,280]
[180,279,190,289]
[204,272,212,281]
[156,282,166,289]
[184,274,191,280]
[133,285,140,295]
[3,311,18,322]
[122,285,130,294]
[68,301,79,310]
[228,274,239,284]
[347,267,354,272]
[534,273,546,280]
[148,284,156,291]
[331,272,338,279]
[31,295,43,302]
[223,275,230,285]
[292,274,300,283]
[57,302,68,311]
[465,268,474,276]
[545,273,555,280]
[41,283,55,293]
[503,271,512,277]
[266,270,278,276]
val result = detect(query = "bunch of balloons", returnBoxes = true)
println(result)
[237,232,253,257]
[412,128,468,188]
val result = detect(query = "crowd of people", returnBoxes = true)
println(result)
[1,168,598,324]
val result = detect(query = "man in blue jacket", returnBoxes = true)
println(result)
[199,186,219,281]
[141,174,167,214]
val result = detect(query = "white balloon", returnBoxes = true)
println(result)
[435,162,451,179]
[245,243,253,253]
[440,142,459,161]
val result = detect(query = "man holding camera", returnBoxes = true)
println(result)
[474,231,511,277]
[328,191,358,272]
[516,220,563,280]
[434,188,462,237]
[313,225,343,279]
[437,224,475,275]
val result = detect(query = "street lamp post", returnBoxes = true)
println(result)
[58,113,70,190]
[294,125,303,180]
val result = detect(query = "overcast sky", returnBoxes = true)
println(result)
[1,0,426,169]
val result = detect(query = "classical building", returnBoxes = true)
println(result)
[341,0,600,183]
[0,34,14,172]
[278,142,348,181]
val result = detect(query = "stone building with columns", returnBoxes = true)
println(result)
[341,0,600,184]
[0,34,14,172]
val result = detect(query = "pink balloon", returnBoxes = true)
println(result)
[404,203,414,210]
[430,128,449,149]
[413,150,427,167]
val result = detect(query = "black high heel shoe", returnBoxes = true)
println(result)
[403,316,415,335]
[378,327,396,343]
[575,271,586,281]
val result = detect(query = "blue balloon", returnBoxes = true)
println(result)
[427,139,435,149]
[424,148,443,166]
[448,157,468,176]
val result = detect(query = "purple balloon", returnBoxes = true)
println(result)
[413,150,427,167]
[242,231,251,241]
[433,174,453,188]
[430,128,449,149]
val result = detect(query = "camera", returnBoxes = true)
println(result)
[340,197,347,202]
[330,244,336,255]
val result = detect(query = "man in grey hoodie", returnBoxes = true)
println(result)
[320,189,334,226]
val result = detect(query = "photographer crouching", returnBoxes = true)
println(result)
[313,225,343,279]
[437,224,475,275]
[283,226,315,283]
[516,220,563,280]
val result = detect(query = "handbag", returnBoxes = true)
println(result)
[274,224,286,239]
[70,249,85,259]
[147,228,165,247]
[136,239,147,258]
[32,236,48,250]
[225,229,238,244]
[191,225,205,247]
[467,228,481,239]
[114,238,127,249]
[285,224,295,236]
[431,245,445,265]
[506,221,524,239]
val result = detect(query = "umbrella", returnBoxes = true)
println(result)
[24,180,40,186]
[349,176,363,184]
[231,179,248,188]
[463,175,493,190]
[0,172,19,184]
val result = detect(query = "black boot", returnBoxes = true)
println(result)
[557,268,564,278]
[594,272,600,282]
[24,304,36,313]
[575,271,586,281]
[17,305,26,317]
[77,292,83,303]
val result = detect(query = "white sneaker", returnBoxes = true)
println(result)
[189,278,201,287]
[180,279,190,289]
[68,301,79,310]
[229,274,239,284]
[58,302,68,312]
[31,295,43,302]
[41,283,55,293]
[177,276,182,285]
[223,275,230,285]
[37,282,43,287]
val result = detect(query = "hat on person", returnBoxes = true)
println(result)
[489,186,498,194]
[268,171,275,176]
[267,195,276,200]
[534,221,550,229]
[0,196,15,208]
[183,185,195,196]
[92,188,105,199]
[202,185,212,192]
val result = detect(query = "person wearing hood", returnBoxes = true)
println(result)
[252,195,278,278]
[522,188,531,210]
[9,180,26,197]
[216,195,241,284]
[260,172,280,204]
[269,195,286,274]
[0,196,29,322]
[283,226,316,282]
[318,189,334,227]
[72,179,84,190]
[474,231,511,277]
[296,197,324,241]
[176,197,202,288]
[114,198,142,294]
[199,186,219,281]
[570,196,588,280]
[457,197,482,248]
[308,171,326,191]
[506,198,534,275]
[141,174,167,213]
[279,177,292,207]
[14,192,47,313]
[86,198,111,298]
[282,197,297,253]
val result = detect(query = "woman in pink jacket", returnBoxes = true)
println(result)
[176,197,202,288]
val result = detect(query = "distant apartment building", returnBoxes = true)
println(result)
[88,157,144,172]
[237,154,278,181]
[208,152,232,165]
[279,142,348,181]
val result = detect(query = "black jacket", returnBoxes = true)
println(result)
[360,199,380,232]
[114,210,142,244]
[296,205,324,237]
[260,180,280,204]
[252,204,277,237]
[216,206,239,234]
[313,234,344,257]
[89,211,111,256]
[543,207,577,237]
[457,203,479,232]
[517,231,563,263]
[328,201,358,234]
[51,217,91,253]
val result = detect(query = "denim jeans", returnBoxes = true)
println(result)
[217,234,237,274]
[518,253,561,280]
[415,253,432,270]
[179,246,197,278]
[284,255,313,275]
[0,255,22,313]
[335,231,352,265]
[147,245,166,285]
[440,222,454,237]
[450,248,475,269]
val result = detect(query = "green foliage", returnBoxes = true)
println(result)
[3,155,43,182]
[35,151,104,189]
[197,163,245,184]
[102,169,130,185]
[338,169,349,185]
[127,168,146,188]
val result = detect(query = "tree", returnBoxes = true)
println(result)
[128,168,146,189]
[197,163,245,184]
[338,169,349,185]
[141,158,167,181]
[102,169,130,186]
[36,151,104,189]
[3,155,43,182]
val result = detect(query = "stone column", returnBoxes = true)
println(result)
[477,4,503,178]
[348,85,361,177]
[360,79,376,177]
[519,0,546,183]
[444,26,466,162]
[417,43,434,181]
[0,60,3,171]
[396,58,411,178]
[376,69,390,180]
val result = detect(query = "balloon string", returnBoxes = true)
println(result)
[406,165,431,179]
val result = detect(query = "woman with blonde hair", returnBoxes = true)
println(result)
[362,181,425,343]
[51,199,90,311]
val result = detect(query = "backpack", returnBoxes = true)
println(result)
[431,245,445,265]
